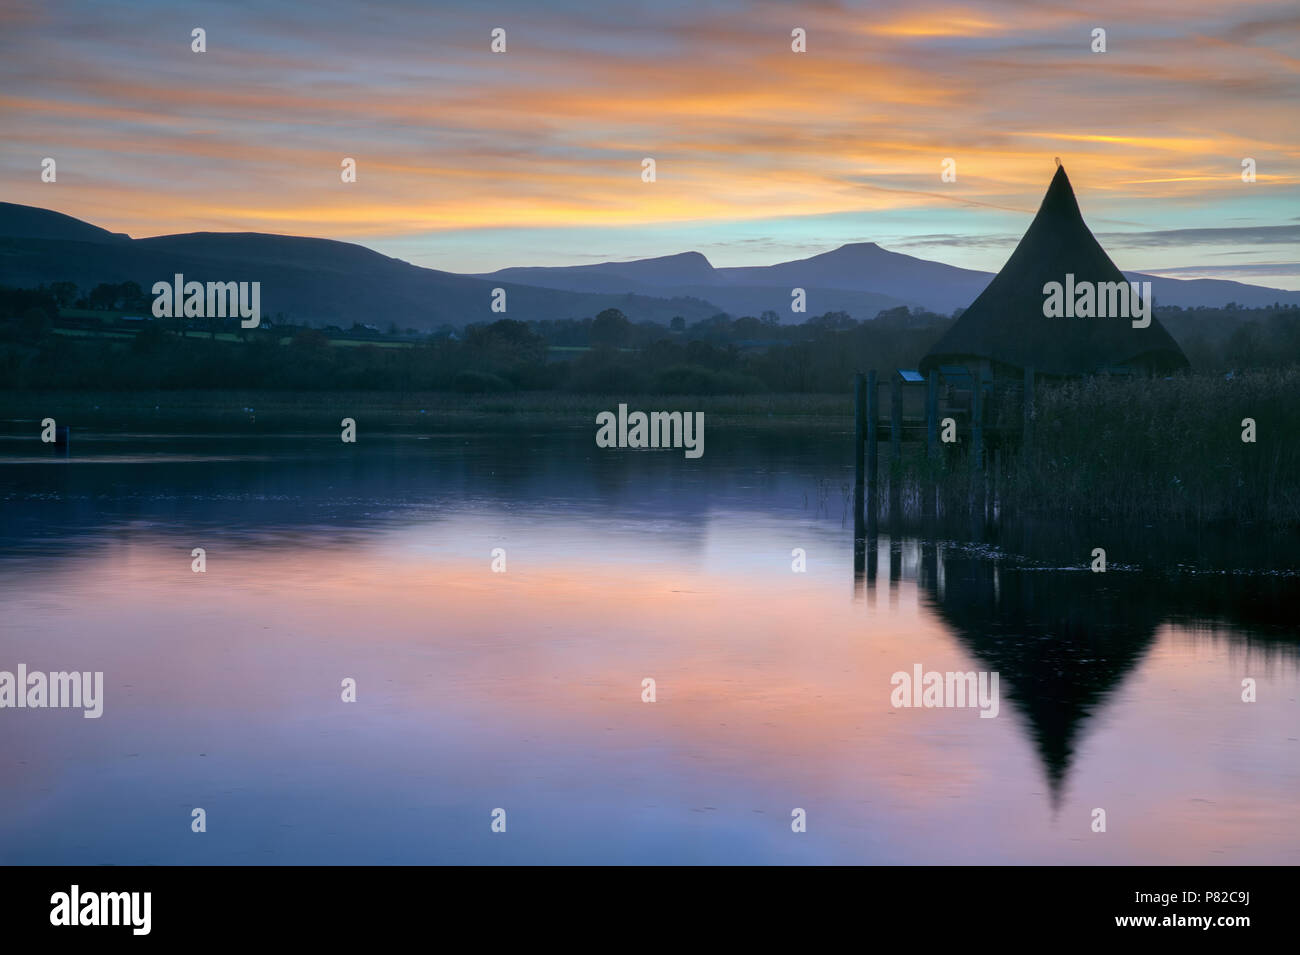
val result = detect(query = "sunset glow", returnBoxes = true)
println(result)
[2,0,1297,280]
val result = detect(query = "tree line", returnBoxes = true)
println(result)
[2,282,1298,394]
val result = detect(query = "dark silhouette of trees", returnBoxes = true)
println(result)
[3,282,1298,394]
[590,308,631,348]
[48,281,79,308]
[86,281,147,312]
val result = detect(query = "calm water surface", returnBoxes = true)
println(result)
[1,427,1297,864]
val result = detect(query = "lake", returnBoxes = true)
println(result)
[1,423,1297,864]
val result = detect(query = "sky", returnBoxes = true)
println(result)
[2,0,1297,287]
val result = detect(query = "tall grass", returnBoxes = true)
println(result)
[994,369,1300,524]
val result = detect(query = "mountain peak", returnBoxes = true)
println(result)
[591,249,715,284]
[632,250,713,269]
[0,202,130,244]
[802,242,888,264]
[819,242,887,259]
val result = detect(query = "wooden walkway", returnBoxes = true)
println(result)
[852,366,1037,532]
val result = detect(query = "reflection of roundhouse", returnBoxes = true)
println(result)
[919,165,1189,380]
[921,552,1163,807]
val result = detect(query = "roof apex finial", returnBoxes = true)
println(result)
[1054,156,1062,168]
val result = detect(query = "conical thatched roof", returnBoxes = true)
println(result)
[920,165,1188,377]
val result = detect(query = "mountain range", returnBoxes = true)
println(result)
[2,202,1295,329]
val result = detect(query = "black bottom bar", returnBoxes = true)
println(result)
[1,865,1285,942]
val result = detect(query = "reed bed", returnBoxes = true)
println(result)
[898,369,1300,525]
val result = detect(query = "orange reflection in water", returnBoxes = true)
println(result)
[0,524,1296,864]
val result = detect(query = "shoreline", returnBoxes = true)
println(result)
[4,376,1299,526]
[0,390,853,434]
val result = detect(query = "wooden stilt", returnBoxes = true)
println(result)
[866,370,879,525]
[921,539,937,592]
[853,372,865,538]
[975,366,990,519]
[865,524,878,604]
[889,372,902,521]
[926,370,938,460]
[890,372,902,466]
[1023,365,1035,457]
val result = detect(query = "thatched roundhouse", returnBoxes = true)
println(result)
[919,165,1189,379]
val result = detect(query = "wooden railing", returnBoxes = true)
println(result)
[853,366,1037,529]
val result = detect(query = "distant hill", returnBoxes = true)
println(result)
[481,240,1300,314]
[480,243,966,316]
[1120,272,1299,308]
[0,203,131,244]
[2,202,1296,328]
[714,243,993,313]
[486,251,717,291]
[0,204,724,328]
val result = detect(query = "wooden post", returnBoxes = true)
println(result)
[890,372,902,466]
[1023,365,1035,457]
[865,373,880,603]
[926,370,938,460]
[853,372,865,537]
[992,447,1000,513]
[974,366,990,520]
[865,523,878,602]
[853,533,866,597]
[866,370,879,524]
[921,539,937,593]
[925,369,939,522]
[889,372,902,522]
[853,413,866,590]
